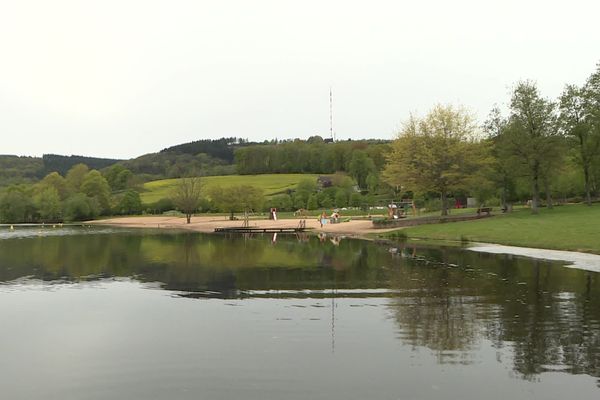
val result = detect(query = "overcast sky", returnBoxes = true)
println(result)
[1,0,598,159]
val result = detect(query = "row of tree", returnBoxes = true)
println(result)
[172,61,600,221]
[0,164,142,223]
[169,177,265,222]
[383,64,600,215]
[234,139,387,185]
[0,154,121,187]
[168,172,378,224]
[4,64,600,221]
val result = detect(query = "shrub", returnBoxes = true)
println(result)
[335,189,348,208]
[147,198,175,214]
[307,194,319,210]
[0,190,33,223]
[115,190,143,215]
[484,197,501,207]
[423,198,442,212]
[271,194,293,211]
[350,192,362,208]
[64,194,99,221]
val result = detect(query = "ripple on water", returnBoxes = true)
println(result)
[0,225,140,240]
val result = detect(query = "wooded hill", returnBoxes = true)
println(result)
[0,136,390,190]
[129,137,389,180]
[0,154,121,186]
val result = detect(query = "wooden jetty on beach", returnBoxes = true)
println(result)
[215,219,308,234]
[214,227,309,234]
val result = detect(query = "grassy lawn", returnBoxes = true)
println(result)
[141,174,320,204]
[395,204,600,254]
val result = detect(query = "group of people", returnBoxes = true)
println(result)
[317,211,341,228]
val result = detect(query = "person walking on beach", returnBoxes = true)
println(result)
[319,211,327,228]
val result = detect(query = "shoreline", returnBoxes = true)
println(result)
[467,243,600,273]
[90,215,600,272]
[89,215,400,237]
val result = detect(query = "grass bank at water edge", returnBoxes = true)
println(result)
[387,204,600,254]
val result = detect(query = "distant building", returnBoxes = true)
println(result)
[317,176,333,188]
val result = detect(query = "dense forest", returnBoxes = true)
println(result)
[0,135,390,187]
[160,137,244,162]
[117,137,250,179]
[42,154,121,176]
[0,155,43,186]
[0,154,121,186]
[234,138,389,175]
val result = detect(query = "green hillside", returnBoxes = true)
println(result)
[140,174,320,204]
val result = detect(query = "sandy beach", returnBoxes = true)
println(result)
[90,215,397,236]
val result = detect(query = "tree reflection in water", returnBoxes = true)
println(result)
[0,228,598,385]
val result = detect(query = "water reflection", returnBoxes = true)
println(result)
[0,227,599,390]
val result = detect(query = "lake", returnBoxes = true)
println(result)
[0,227,599,399]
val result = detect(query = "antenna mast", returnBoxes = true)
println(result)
[329,87,334,141]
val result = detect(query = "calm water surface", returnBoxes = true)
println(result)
[0,227,599,399]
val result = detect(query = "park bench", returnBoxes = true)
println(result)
[477,207,492,216]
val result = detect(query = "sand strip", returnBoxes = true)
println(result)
[90,215,398,236]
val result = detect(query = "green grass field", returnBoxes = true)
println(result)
[395,204,600,254]
[140,174,320,204]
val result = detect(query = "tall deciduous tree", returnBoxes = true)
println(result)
[81,170,112,213]
[0,187,34,223]
[209,185,264,220]
[586,65,600,196]
[348,150,375,189]
[383,104,483,216]
[500,81,561,214]
[116,190,143,215]
[63,193,98,221]
[559,64,600,205]
[294,179,317,207]
[104,164,134,191]
[34,187,62,222]
[484,107,517,211]
[559,84,599,205]
[171,177,203,223]
[39,172,70,200]
[65,163,90,191]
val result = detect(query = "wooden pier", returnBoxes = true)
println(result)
[214,227,308,234]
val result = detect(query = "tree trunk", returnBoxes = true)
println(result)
[584,165,592,206]
[230,211,235,220]
[186,214,191,224]
[544,178,553,210]
[440,190,448,217]
[502,176,509,212]
[531,173,540,214]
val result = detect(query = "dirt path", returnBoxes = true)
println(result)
[90,215,398,236]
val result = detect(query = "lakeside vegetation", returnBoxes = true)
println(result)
[0,154,121,187]
[2,63,600,246]
[392,204,600,254]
